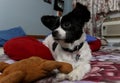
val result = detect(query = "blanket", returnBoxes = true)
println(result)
[36,46,120,83]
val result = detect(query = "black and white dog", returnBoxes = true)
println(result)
[41,3,92,81]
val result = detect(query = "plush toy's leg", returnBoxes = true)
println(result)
[57,62,73,74]
[0,71,25,83]
[0,62,9,72]
[42,61,61,71]
[42,61,73,73]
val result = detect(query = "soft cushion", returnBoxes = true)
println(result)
[4,36,54,60]
[88,39,101,52]
[0,26,26,47]
[86,34,101,52]
[86,34,97,43]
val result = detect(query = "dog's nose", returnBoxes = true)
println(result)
[52,30,58,37]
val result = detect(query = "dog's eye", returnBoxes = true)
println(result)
[62,22,71,29]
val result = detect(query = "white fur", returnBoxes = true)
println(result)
[55,26,66,40]
[43,34,92,81]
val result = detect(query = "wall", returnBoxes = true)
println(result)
[63,0,73,15]
[0,0,54,35]
[0,0,72,35]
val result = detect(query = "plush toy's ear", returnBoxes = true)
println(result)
[41,15,60,30]
[72,3,91,22]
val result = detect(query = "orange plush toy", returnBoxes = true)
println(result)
[0,57,73,83]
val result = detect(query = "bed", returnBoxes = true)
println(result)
[0,35,120,83]
[34,46,120,83]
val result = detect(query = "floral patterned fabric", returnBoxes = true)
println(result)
[72,0,120,37]
[84,47,120,82]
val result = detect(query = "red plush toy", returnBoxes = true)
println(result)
[4,36,101,61]
[4,36,54,60]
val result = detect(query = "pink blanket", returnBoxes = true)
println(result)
[35,47,120,83]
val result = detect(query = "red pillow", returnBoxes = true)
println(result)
[4,36,54,60]
[88,39,101,52]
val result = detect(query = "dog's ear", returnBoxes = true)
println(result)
[41,15,60,30]
[73,3,90,22]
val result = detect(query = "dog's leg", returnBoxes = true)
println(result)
[66,42,92,81]
[67,62,91,81]
[55,73,67,81]
[55,61,91,81]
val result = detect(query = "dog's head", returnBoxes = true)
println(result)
[41,3,90,43]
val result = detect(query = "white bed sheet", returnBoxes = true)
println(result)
[0,47,4,55]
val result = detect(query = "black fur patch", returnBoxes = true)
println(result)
[52,42,58,51]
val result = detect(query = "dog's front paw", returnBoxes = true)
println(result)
[67,70,85,81]
[56,73,67,81]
